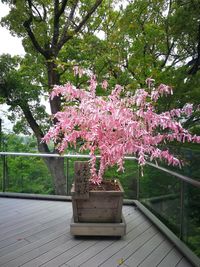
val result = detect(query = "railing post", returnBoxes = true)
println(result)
[2,155,6,192]
[136,165,141,200]
[66,158,69,195]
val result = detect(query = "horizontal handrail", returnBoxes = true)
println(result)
[146,162,200,188]
[0,151,199,188]
[0,152,94,158]
[0,151,137,160]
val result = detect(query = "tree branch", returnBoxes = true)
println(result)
[20,102,50,153]
[58,0,69,18]
[24,0,48,58]
[51,0,60,49]
[188,24,200,75]
[31,3,43,21]
[58,0,103,50]
[74,0,103,34]
[161,42,174,68]
[57,0,79,50]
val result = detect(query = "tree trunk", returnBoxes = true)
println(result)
[21,103,67,195]
[45,59,67,195]
[44,157,67,195]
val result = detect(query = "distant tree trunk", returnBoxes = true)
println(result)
[21,67,67,195]
[44,59,67,195]
[44,157,66,195]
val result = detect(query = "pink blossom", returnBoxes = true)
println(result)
[102,80,108,90]
[43,74,200,184]
[157,84,173,96]
[134,89,149,107]
[146,77,155,88]
[182,103,193,116]
[89,75,97,98]
[73,65,79,76]
[73,65,84,77]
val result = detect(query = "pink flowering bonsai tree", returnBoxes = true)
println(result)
[43,71,200,184]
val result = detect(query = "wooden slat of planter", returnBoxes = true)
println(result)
[77,208,119,223]
[73,161,90,199]
[76,196,120,209]
[72,198,78,222]
[71,179,124,224]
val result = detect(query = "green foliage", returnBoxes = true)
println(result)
[0,134,54,194]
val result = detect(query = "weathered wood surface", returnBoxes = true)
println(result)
[0,197,194,267]
[72,179,124,223]
[70,215,126,236]
[73,161,90,199]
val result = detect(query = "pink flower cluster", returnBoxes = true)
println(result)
[43,76,200,184]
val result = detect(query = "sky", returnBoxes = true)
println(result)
[0,3,26,132]
[0,3,52,134]
[0,3,25,56]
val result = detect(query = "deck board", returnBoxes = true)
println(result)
[0,197,194,267]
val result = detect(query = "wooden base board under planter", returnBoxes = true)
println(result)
[70,214,126,237]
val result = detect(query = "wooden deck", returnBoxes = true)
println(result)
[0,197,194,267]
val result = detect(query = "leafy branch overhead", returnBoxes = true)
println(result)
[0,0,105,194]
[21,0,104,59]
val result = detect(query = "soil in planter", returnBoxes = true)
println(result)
[89,179,121,191]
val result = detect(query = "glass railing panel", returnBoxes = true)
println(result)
[66,157,138,199]
[182,181,200,257]
[0,154,139,198]
[163,146,200,181]
[2,155,54,195]
[139,164,181,236]
[0,156,3,191]
[104,159,139,199]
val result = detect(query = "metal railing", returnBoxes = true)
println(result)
[0,152,138,196]
[0,151,199,188]
[0,151,200,261]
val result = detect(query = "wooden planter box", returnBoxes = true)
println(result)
[71,179,124,223]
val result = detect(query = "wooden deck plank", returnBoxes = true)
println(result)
[176,258,194,267]
[0,197,195,267]
[66,213,150,267]
[0,238,30,258]
[98,225,158,267]
[1,235,74,267]
[25,240,97,267]
[0,207,70,238]
[0,200,67,225]
[0,216,69,248]
[0,229,70,265]
[0,214,70,249]
[157,247,183,267]
[22,207,142,267]
[65,239,116,267]
[138,239,176,267]
[122,232,165,266]
[80,222,153,267]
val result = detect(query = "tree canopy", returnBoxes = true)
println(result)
[0,0,200,193]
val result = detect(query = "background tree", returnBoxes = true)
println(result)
[1,0,200,194]
[94,0,200,131]
[0,0,107,194]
